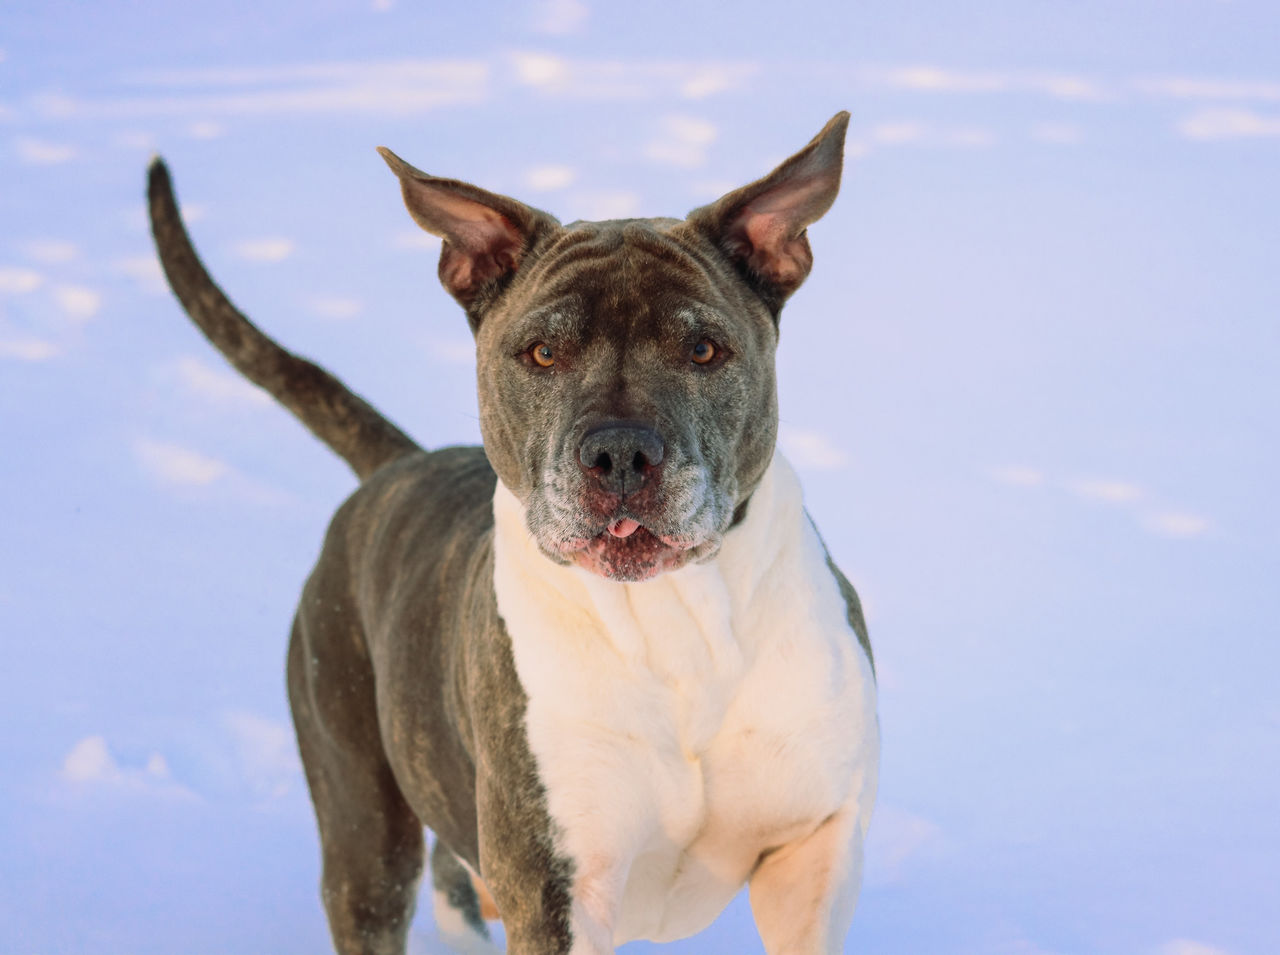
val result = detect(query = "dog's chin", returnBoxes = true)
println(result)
[569,527,690,582]
[541,527,718,583]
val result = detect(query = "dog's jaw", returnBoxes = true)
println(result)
[537,521,714,583]
[561,525,702,582]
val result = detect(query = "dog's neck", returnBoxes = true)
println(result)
[492,454,812,702]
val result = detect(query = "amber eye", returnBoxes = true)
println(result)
[691,340,717,365]
[530,343,555,368]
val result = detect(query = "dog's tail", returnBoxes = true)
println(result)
[147,156,421,481]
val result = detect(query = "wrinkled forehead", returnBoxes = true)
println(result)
[484,218,776,347]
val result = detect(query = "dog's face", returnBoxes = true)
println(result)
[380,114,849,581]
[473,218,780,581]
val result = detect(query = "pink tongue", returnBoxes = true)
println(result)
[608,518,641,539]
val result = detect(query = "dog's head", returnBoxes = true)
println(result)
[380,113,849,582]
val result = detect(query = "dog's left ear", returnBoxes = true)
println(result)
[688,111,849,312]
[378,147,560,327]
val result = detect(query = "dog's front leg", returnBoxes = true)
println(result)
[563,855,626,955]
[475,779,622,955]
[747,806,867,955]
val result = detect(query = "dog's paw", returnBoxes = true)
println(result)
[424,887,505,955]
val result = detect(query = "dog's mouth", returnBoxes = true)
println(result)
[555,518,700,582]
[529,459,731,582]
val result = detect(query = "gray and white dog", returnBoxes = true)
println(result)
[149,111,878,955]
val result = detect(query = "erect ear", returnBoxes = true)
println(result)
[377,146,560,326]
[687,111,850,312]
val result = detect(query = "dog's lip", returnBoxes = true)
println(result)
[548,524,700,556]
[566,525,693,582]
[541,522,719,582]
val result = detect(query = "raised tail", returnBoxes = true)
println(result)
[147,156,421,481]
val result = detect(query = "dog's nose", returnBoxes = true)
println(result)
[578,424,665,496]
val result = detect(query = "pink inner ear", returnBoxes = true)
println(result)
[439,212,524,300]
[725,171,831,287]
[436,195,523,264]
[438,244,477,297]
[745,172,829,218]
[433,190,509,231]
[401,178,528,301]
[439,239,517,300]
[743,210,788,255]
[740,209,811,287]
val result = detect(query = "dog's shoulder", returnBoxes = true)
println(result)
[304,444,499,656]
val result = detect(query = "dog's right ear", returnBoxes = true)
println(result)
[378,147,559,327]
[687,112,849,314]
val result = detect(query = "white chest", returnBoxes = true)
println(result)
[493,455,879,944]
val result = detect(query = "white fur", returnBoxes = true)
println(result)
[492,452,879,952]
[430,888,502,955]
[431,887,473,940]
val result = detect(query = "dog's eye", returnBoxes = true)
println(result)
[691,340,717,365]
[529,343,555,368]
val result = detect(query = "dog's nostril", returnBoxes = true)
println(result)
[579,423,664,493]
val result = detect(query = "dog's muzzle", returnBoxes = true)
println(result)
[530,421,721,582]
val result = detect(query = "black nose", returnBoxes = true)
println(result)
[578,423,665,496]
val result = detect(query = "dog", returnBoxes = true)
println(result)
[148,111,878,955]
